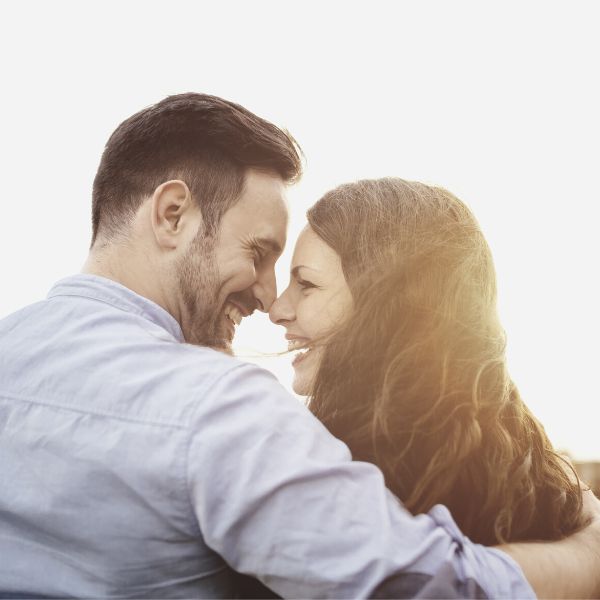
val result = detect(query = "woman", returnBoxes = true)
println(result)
[270,177,585,545]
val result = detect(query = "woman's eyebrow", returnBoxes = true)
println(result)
[291,265,320,277]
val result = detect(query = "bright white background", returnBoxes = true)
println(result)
[1,1,598,460]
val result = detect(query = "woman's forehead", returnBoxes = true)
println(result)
[292,226,341,270]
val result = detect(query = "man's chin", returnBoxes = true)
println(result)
[184,326,234,355]
[197,335,234,355]
[211,340,234,356]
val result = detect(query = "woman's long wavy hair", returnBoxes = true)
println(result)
[307,177,584,544]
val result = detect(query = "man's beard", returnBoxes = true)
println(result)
[176,232,231,352]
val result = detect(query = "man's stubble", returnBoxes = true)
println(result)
[177,230,231,353]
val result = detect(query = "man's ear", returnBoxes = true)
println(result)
[150,180,202,249]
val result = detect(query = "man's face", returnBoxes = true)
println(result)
[177,169,288,352]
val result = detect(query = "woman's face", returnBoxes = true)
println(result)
[269,226,353,395]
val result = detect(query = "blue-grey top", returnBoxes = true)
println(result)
[0,274,534,599]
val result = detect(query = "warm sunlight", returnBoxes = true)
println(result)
[1,2,598,462]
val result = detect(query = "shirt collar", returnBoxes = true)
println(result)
[47,274,185,343]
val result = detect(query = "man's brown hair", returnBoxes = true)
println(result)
[92,93,302,243]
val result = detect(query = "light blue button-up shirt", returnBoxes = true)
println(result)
[0,274,534,598]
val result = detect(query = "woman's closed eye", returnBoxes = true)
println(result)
[297,278,318,292]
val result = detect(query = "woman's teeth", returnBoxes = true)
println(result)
[287,339,308,351]
[288,339,313,364]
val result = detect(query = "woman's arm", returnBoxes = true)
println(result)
[499,489,600,599]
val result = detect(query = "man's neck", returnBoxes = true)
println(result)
[82,242,173,321]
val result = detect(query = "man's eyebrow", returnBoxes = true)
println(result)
[291,265,320,277]
[254,237,283,255]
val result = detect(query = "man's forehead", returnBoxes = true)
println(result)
[217,169,289,248]
[219,196,287,254]
[242,183,288,240]
[236,170,287,209]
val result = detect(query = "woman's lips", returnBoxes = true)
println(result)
[286,335,313,367]
[291,344,313,367]
[292,349,312,367]
[287,337,310,351]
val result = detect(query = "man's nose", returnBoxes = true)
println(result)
[252,269,277,312]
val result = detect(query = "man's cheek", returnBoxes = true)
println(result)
[230,268,257,296]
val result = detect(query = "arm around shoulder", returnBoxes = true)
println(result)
[499,489,600,599]
[186,363,535,599]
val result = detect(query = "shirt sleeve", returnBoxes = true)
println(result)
[186,362,534,599]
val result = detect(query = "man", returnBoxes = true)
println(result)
[0,93,598,598]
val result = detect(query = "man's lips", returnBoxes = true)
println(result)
[226,292,257,318]
[220,298,255,343]
[228,299,252,318]
[224,302,244,326]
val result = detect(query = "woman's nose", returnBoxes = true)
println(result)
[269,287,295,325]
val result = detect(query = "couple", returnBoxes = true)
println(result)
[0,93,598,599]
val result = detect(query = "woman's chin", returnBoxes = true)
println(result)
[291,348,320,396]
[292,377,311,397]
[292,365,314,396]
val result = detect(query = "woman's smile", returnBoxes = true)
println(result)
[270,227,353,396]
[286,335,314,367]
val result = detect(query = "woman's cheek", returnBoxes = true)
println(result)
[298,300,321,337]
